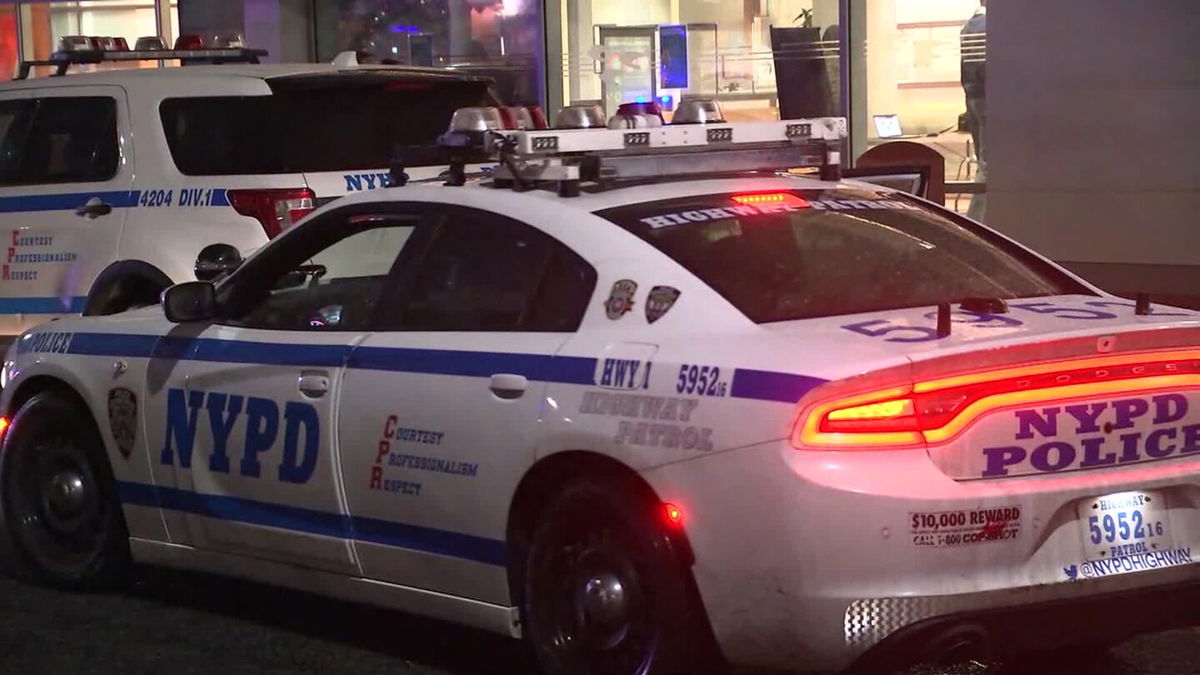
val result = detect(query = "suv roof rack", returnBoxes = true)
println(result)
[15,47,268,80]
[484,117,847,197]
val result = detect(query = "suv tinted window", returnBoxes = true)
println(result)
[0,97,117,185]
[599,188,1086,323]
[160,76,493,175]
[0,99,35,184]
[389,211,594,332]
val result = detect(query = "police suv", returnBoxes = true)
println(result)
[2,101,1200,675]
[0,37,502,341]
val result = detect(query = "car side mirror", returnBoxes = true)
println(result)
[195,243,243,282]
[162,281,216,323]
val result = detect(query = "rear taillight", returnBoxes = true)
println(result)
[794,350,1200,449]
[227,188,315,239]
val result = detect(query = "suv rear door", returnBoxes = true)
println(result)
[0,85,130,336]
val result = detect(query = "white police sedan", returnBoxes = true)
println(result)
[2,107,1200,675]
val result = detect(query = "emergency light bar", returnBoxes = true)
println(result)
[15,46,267,80]
[482,116,847,196]
[495,117,847,155]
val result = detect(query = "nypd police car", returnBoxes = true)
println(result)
[2,104,1199,674]
[0,37,501,342]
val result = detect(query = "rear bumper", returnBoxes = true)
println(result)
[641,438,1200,672]
[852,578,1200,672]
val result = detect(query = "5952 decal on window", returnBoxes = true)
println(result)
[676,364,727,397]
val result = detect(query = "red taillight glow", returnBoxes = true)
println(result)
[731,192,809,208]
[227,188,316,239]
[795,350,1200,449]
[662,503,683,527]
[0,417,9,440]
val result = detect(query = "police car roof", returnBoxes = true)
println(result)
[0,63,491,91]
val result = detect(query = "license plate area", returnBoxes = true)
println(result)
[1077,490,1171,561]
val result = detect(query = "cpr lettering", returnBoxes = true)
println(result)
[982,394,1199,477]
[161,388,320,483]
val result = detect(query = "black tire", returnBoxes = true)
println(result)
[523,479,714,675]
[0,391,130,589]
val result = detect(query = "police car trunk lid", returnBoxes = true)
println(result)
[778,296,1200,481]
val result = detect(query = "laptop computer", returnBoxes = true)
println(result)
[873,114,922,139]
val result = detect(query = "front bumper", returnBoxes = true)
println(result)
[641,439,1200,672]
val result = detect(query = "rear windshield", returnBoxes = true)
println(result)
[598,188,1087,323]
[160,75,493,175]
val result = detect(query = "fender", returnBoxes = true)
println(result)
[83,260,173,316]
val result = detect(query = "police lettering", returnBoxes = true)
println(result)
[21,331,73,354]
[982,394,1199,477]
[161,388,320,483]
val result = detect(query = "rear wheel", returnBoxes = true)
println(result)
[0,392,130,589]
[523,479,711,675]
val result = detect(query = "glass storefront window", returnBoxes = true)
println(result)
[850,0,986,218]
[555,0,841,122]
[13,0,178,77]
[314,0,545,107]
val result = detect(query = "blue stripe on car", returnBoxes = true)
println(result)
[116,481,507,566]
[52,332,827,402]
[0,296,87,314]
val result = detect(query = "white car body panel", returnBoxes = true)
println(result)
[5,174,1200,671]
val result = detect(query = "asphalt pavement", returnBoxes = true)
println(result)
[0,567,1197,675]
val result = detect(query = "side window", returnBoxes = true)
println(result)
[393,212,594,332]
[219,215,417,331]
[0,99,35,185]
[20,97,118,185]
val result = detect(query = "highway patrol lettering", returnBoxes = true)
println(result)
[580,391,714,452]
[160,389,320,484]
[981,394,1200,478]
[638,198,920,228]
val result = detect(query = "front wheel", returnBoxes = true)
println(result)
[0,392,130,589]
[523,480,713,675]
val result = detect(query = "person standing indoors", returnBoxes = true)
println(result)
[961,0,987,220]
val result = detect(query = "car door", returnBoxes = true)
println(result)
[142,206,427,574]
[0,87,130,337]
[337,205,596,603]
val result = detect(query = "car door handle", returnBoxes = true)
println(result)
[490,373,527,400]
[298,371,330,398]
[75,197,113,219]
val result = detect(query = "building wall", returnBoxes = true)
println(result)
[987,0,1200,301]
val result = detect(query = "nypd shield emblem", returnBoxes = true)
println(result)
[645,286,681,324]
[107,388,138,459]
[604,279,638,320]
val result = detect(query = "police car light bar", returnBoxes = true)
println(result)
[486,116,847,196]
[15,47,268,80]
[496,117,847,156]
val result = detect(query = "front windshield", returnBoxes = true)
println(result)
[598,188,1087,323]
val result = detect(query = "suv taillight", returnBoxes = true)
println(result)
[227,188,315,239]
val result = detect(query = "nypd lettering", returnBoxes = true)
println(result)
[980,394,1200,478]
[579,391,714,452]
[19,331,73,354]
[344,172,392,192]
[161,388,320,484]
[910,506,1021,547]
[596,358,652,390]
